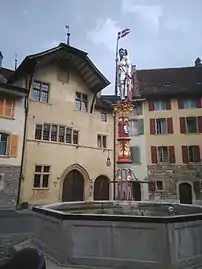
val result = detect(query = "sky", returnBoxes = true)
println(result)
[0,0,202,94]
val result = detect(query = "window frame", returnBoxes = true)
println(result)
[157,146,169,163]
[101,112,107,122]
[154,100,166,111]
[183,99,197,109]
[186,117,198,134]
[75,91,88,112]
[0,98,14,118]
[33,165,51,189]
[31,80,50,103]
[0,132,9,156]
[97,134,107,149]
[156,118,167,134]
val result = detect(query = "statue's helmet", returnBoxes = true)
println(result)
[119,48,128,57]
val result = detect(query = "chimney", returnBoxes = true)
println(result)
[195,57,202,67]
[0,51,3,67]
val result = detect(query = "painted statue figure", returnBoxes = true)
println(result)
[117,48,133,101]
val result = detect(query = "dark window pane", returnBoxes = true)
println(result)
[51,125,58,141]
[42,175,49,188]
[43,166,50,173]
[0,132,8,155]
[82,94,88,101]
[59,126,65,142]
[66,128,72,143]
[81,101,88,112]
[35,124,42,140]
[41,83,49,92]
[32,89,40,101]
[40,91,48,103]
[76,92,81,99]
[43,124,50,141]
[75,100,81,110]
[97,135,102,147]
[33,81,40,89]
[73,130,79,144]
[187,117,197,133]
[34,174,41,188]
[35,165,42,172]
[103,136,107,148]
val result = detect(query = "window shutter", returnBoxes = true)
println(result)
[9,134,18,157]
[169,146,176,163]
[151,146,158,164]
[179,117,186,133]
[148,100,154,111]
[5,100,13,117]
[167,118,173,134]
[0,99,3,116]
[166,99,171,110]
[138,119,144,135]
[130,147,140,164]
[150,119,156,135]
[178,99,184,109]
[194,146,201,162]
[196,98,202,108]
[182,145,189,163]
[148,181,156,192]
[197,116,202,133]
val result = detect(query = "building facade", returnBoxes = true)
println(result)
[137,66,202,203]
[8,43,114,205]
[0,64,28,206]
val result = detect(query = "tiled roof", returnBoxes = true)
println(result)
[136,66,202,97]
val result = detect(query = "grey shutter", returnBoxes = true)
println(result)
[138,119,144,135]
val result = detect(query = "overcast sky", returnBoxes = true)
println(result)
[0,0,202,94]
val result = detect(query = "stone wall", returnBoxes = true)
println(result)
[148,164,202,200]
[0,165,20,207]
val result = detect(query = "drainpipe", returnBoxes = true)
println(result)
[113,110,116,200]
[90,91,98,114]
[16,63,38,208]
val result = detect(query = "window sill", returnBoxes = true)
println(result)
[29,99,52,106]
[0,116,15,120]
[0,155,9,158]
[32,188,50,190]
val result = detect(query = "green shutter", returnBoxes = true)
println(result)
[130,146,140,164]
[138,119,144,135]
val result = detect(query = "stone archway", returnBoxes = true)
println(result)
[132,182,141,201]
[60,164,89,202]
[179,182,192,204]
[94,175,110,201]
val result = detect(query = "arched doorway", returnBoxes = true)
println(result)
[94,176,110,200]
[179,182,192,204]
[132,182,141,201]
[62,169,84,202]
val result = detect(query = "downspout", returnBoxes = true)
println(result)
[90,91,97,114]
[16,64,38,208]
[113,109,116,199]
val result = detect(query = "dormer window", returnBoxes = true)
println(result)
[75,92,88,112]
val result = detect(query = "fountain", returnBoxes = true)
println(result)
[19,43,202,268]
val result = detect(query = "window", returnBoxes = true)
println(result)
[158,146,169,162]
[75,91,88,112]
[33,165,50,188]
[34,124,79,145]
[0,99,14,118]
[130,146,141,164]
[178,98,201,109]
[0,174,4,191]
[97,134,107,148]
[186,117,197,133]
[180,117,202,134]
[65,127,72,143]
[133,103,143,115]
[182,145,201,163]
[43,124,51,141]
[129,119,144,136]
[0,132,9,156]
[156,119,167,134]
[156,181,163,190]
[101,112,107,122]
[154,100,166,111]
[58,126,65,142]
[35,124,42,140]
[51,124,58,141]
[73,130,79,144]
[32,81,49,103]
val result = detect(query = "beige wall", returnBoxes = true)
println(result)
[20,65,114,204]
[144,99,202,165]
[0,97,25,166]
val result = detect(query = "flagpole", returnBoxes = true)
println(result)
[113,36,119,200]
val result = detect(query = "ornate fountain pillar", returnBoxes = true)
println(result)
[115,47,134,200]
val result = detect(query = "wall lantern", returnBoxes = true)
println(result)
[106,150,111,167]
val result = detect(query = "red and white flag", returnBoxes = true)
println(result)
[117,28,131,40]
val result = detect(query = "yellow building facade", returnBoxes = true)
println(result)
[8,43,114,205]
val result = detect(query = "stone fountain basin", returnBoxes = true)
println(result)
[32,201,202,269]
